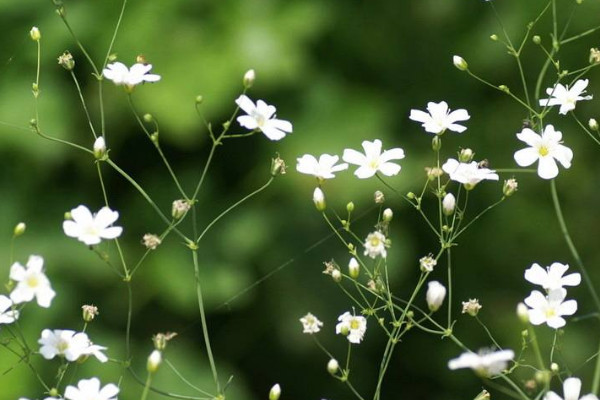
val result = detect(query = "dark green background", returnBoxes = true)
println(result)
[1,1,599,399]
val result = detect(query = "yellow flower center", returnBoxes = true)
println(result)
[350,319,360,330]
[538,146,549,157]
[545,307,556,318]
[27,275,39,288]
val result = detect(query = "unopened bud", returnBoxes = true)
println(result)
[147,350,162,373]
[374,190,385,204]
[550,362,559,373]
[195,95,204,104]
[346,202,354,213]
[425,167,443,181]
[313,187,326,212]
[589,118,598,131]
[93,137,107,160]
[348,257,360,279]
[243,69,256,89]
[474,390,490,400]
[432,135,441,151]
[382,208,393,222]
[461,299,482,317]
[453,55,468,71]
[271,155,286,176]
[503,179,518,197]
[490,34,498,41]
[82,304,99,322]
[30,27,41,41]
[13,222,26,237]
[499,85,510,93]
[143,113,154,123]
[458,148,474,162]
[533,35,541,45]
[327,358,339,374]
[442,193,456,216]
[426,281,446,312]
[172,199,191,219]
[57,51,75,70]
[331,269,342,283]
[517,302,529,324]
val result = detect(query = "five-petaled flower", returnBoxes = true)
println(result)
[299,313,323,334]
[524,288,577,329]
[336,312,367,344]
[63,205,123,246]
[296,154,348,181]
[103,62,161,91]
[64,377,119,400]
[524,262,581,292]
[448,349,514,377]
[409,101,470,134]
[544,377,599,400]
[539,79,593,115]
[235,95,293,141]
[514,125,573,180]
[9,255,55,308]
[364,231,387,259]
[343,139,405,179]
[442,158,499,190]
[38,329,108,363]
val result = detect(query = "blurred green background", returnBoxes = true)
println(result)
[1,0,600,399]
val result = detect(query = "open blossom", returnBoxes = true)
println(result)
[525,262,581,291]
[448,349,514,376]
[409,101,470,134]
[103,62,161,89]
[514,125,573,180]
[235,95,292,141]
[539,79,593,115]
[63,205,123,246]
[544,377,599,400]
[524,288,577,329]
[296,154,348,180]
[10,255,55,308]
[39,329,108,363]
[442,158,499,189]
[364,231,387,259]
[299,313,323,334]
[64,377,119,400]
[0,295,19,324]
[343,139,405,179]
[336,312,367,344]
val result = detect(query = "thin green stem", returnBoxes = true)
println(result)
[103,0,128,68]
[69,70,97,138]
[592,339,600,395]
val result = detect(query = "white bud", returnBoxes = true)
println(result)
[517,302,529,324]
[348,257,360,279]
[243,69,256,89]
[453,55,468,71]
[147,350,162,373]
[331,269,342,283]
[269,383,281,400]
[589,118,598,131]
[30,27,41,41]
[382,208,393,222]
[426,281,446,312]
[93,136,107,160]
[327,358,339,374]
[442,193,456,216]
[313,187,326,212]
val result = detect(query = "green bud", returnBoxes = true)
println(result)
[532,35,541,45]
[82,304,99,322]
[452,55,468,71]
[432,135,441,151]
[143,113,154,123]
[243,69,255,89]
[271,155,286,176]
[30,27,41,41]
[490,34,498,41]
[499,85,510,93]
[195,95,204,104]
[327,358,339,374]
[13,222,26,237]
[346,201,354,213]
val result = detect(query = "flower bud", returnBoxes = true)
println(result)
[474,390,490,400]
[490,34,498,41]
[346,202,355,213]
[590,48,600,64]
[243,69,256,89]
[461,299,482,317]
[426,281,446,312]
[195,95,204,104]
[425,167,443,181]
[327,358,339,374]
[499,85,510,93]
[432,135,441,151]
[271,155,286,176]
[453,55,468,71]
[143,113,154,123]
[30,27,41,41]
[348,257,360,279]
[589,118,598,131]
[503,179,518,197]
[147,350,162,373]
[533,35,541,45]
[458,148,474,162]
[374,190,385,204]
[382,208,393,222]
[516,302,529,324]
[313,187,326,212]
[550,362,559,373]
[442,193,456,216]
[152,332,177,351]
[57,51,75,70]
[419,255,436,273]
[82,304,99,322]
[13,222,26,237]
[172,199,191,219]
[142,233,161,250]
[269,384,281,400]
[93,137,107,160]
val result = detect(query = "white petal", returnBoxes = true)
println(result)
[70,205,94,224]
[378,162,401,176]
[379,148,405,162]
[447,123,467,133]
[353,166,376,179]
[237,115,258,130]
[514,148,539,167]
[268,118,293,133]
[524,263,547,286]
[544,391,563,400]
[516,128,542,147]
[99,227,123,240]
[95,207,119,228]
[447,109,470,123]
[561,273,581,287]
[235,95,256,115]
[537,156,559,179]
[408,109,431,124]
[99,383,120,398]
[260,126,286,141]
[343,148,367,166]
[553,145,573,169]
[558,299,577,316]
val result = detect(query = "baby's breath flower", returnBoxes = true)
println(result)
[448,349,514,377]
[172,199,191,219]
[327,358,339,374]
[461,299,482,316]
[453,55,468,71]
[442,158,499,189]
[269,384,281,400]
[38,329,108,363]
[503,178,518,196]
[364,231,387,259]
[419,255,437,273]
[374,190,385,204]
[243,69,255,89]
[235,95,292,141]
[82,305,99,323]
[142,233,162,250]
[409,101,470,135]
[343,139,405,179]
[299,313,323,334]
[30,27,41,41]
[539,79,593,114]
[64,378,119,400]
[525,262,581,291]
[544,377,599,400]
[103,62,161,91]
[147,350,162,373]
[10,255,55,308]
[514,125,573,180]
[313,187,326,211]
[63,205,123,245]
[93,137,107,160]
[336,312,367,344]
[296,154,348,180]
[58,51,75,70]
[524,288,577,329]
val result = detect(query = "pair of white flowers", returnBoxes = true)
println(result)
[38,329,108,363]
[20,377,119,400]
[300,311,367,344]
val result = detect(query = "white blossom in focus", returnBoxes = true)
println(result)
[299,313,323,334]
[0,295,18,324]
[409,101,470,134]
[343,139,405,179]
[9,255,55,308]
[524,262,581,291]
[335,312,367,344]
[363,231,387,259]
[38,329,108,363]
[296,154,348,180]
[448,349,514,376]
[524,288,577,329]
[235,95,292,141]
[539,79,593,115]
[514,125,573,180]
[103,62,161,89]
[544,377,599,400]
[442,158,499,189]
[64,377,119,400]
[63,205,123,246]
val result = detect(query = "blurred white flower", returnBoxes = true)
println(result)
[409,101,470,134]
[524,262,581,291]
[63,205,123,246]
[299,313,323,334]
[426,281,446,312]
[442,158,499,189]
[448,349,514,376]
[296,154,348,180]
[544,377,599,400]
[336,312,367,344]
[38,329,108,363]
[514,125,573,180]
[64,377,119,400]
[524,288,577,329]
[235,95,292,141]
[343,139,405,179]
[103,62,161,89]
[539,79,593,115]
[364,231,387,259]
[0,295,18,324]
[9,255,55,308]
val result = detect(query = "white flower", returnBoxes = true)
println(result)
[364,231,387,259]
[296,154,348,180]
[514,125,573,180]
[299,313,323,334]
[442,158,499,189]
[524,288,577,329]
[38,329,108,363]
[409,101,470,134]
[419,255,437,273]
[544,377,599,400]
[539,79,593,115]
[235,95,292,141]
[0,295,19,324]
[342,139,405,179]
[426,281,446,312]
[9,255,55,308]
[63,205,123,246]
[64,377,119,400]
[103,62,160,89]
[448,349,514,376]
[336,312,367,344]
[524,262,581,291]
